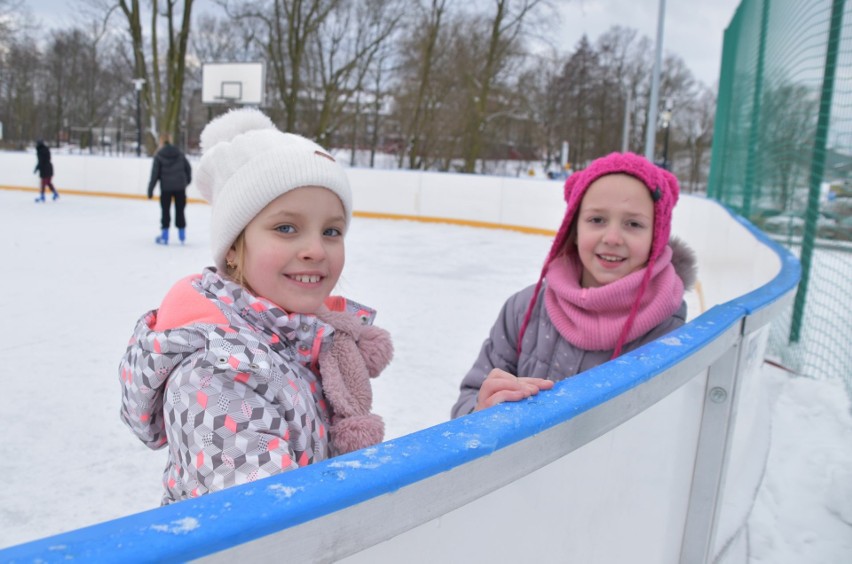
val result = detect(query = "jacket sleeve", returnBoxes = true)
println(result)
[147,156,161,198]
[451,290,526,419]
[183,155,192,185]
[166,352,310,499]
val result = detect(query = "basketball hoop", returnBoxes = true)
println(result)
[202,62,265,106]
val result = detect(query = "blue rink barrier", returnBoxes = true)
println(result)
[0,147,800,563]
[1,200,801,564]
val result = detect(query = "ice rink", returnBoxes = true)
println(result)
[0,189,849,562]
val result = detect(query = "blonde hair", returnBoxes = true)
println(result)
[224,232,257,294]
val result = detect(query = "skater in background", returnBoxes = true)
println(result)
[120,108,393,505]
[147,133,192,245]
[33,140,59,202]
[452,152,697,418]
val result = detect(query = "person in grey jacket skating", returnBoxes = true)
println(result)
[147,133,192,244]
[452,152,697,418]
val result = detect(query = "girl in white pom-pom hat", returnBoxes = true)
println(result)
[118,108,393,505]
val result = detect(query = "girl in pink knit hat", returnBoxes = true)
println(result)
[452,152,696,417]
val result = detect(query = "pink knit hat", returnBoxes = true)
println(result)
[518,152,681,358]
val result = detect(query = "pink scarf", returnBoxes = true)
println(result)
[544,246,683,351]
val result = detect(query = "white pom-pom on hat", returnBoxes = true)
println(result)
[199,107,275,152]
[195,108,352,272]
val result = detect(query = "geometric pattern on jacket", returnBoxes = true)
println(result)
[120,268,338,504]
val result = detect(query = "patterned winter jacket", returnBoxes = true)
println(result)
[119,268,378,504]
[451,240,697,418]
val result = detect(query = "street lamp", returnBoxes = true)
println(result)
[132,78,146,157]
[660,98,673,170]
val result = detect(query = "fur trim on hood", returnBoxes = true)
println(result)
[670,236,698,291]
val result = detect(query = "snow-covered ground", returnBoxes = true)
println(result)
[0,189,850,562]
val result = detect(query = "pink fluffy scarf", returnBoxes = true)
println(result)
[317,306,393,455]
[544,245,683,352]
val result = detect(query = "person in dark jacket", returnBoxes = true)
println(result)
[33,140,59,203]
[148,134,192,245]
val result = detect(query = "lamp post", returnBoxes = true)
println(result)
[132,78,145,156]
[660,98,673,170]
[643,0,667,160]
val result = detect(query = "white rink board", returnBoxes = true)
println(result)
[0,150,799,563]
[341,375,708,564]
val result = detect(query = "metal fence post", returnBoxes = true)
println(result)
[790,0,846,342]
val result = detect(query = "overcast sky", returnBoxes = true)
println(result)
[27,0,741,86]
[557,0,742,86]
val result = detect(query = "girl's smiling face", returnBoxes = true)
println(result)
[227,186,346,313]
[575,174,654,288]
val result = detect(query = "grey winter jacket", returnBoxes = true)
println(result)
[450,285,686,418]
[120,269,337,504]
[451,239,697,418]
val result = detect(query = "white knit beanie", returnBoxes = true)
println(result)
[195,108,352,271]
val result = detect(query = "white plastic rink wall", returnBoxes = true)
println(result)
[0,152,800,563]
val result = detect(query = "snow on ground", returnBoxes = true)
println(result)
[747,369,852,563]
[0,190,849,562]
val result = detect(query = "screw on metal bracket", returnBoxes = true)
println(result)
[709,387,728,403]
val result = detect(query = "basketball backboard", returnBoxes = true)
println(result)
[202,62,265,106]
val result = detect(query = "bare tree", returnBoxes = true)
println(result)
[760,81,818,211]
[516,49,563,172]
[679,85,715,192]
[0,1,35,145]
[592,26,642,154]
[556,34,601,168]
[8,0,724,181]
[459,0,546,173]
[550,25,702,173]
[0,37,40,145]
[116,0,195,152]
[655,53,697,160]
[392,0,452,169]
[43,30,94,146]
[0,0,25,38]
[222,0,339,132]
[190,12,258,63]
[188,12,260,142]
[40,14,125,148]
[362,37,396,167]
[305,0,404,145]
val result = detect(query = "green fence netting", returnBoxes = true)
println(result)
[709,0,851,398]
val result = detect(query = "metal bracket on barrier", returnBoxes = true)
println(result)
[679,328,744,563]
